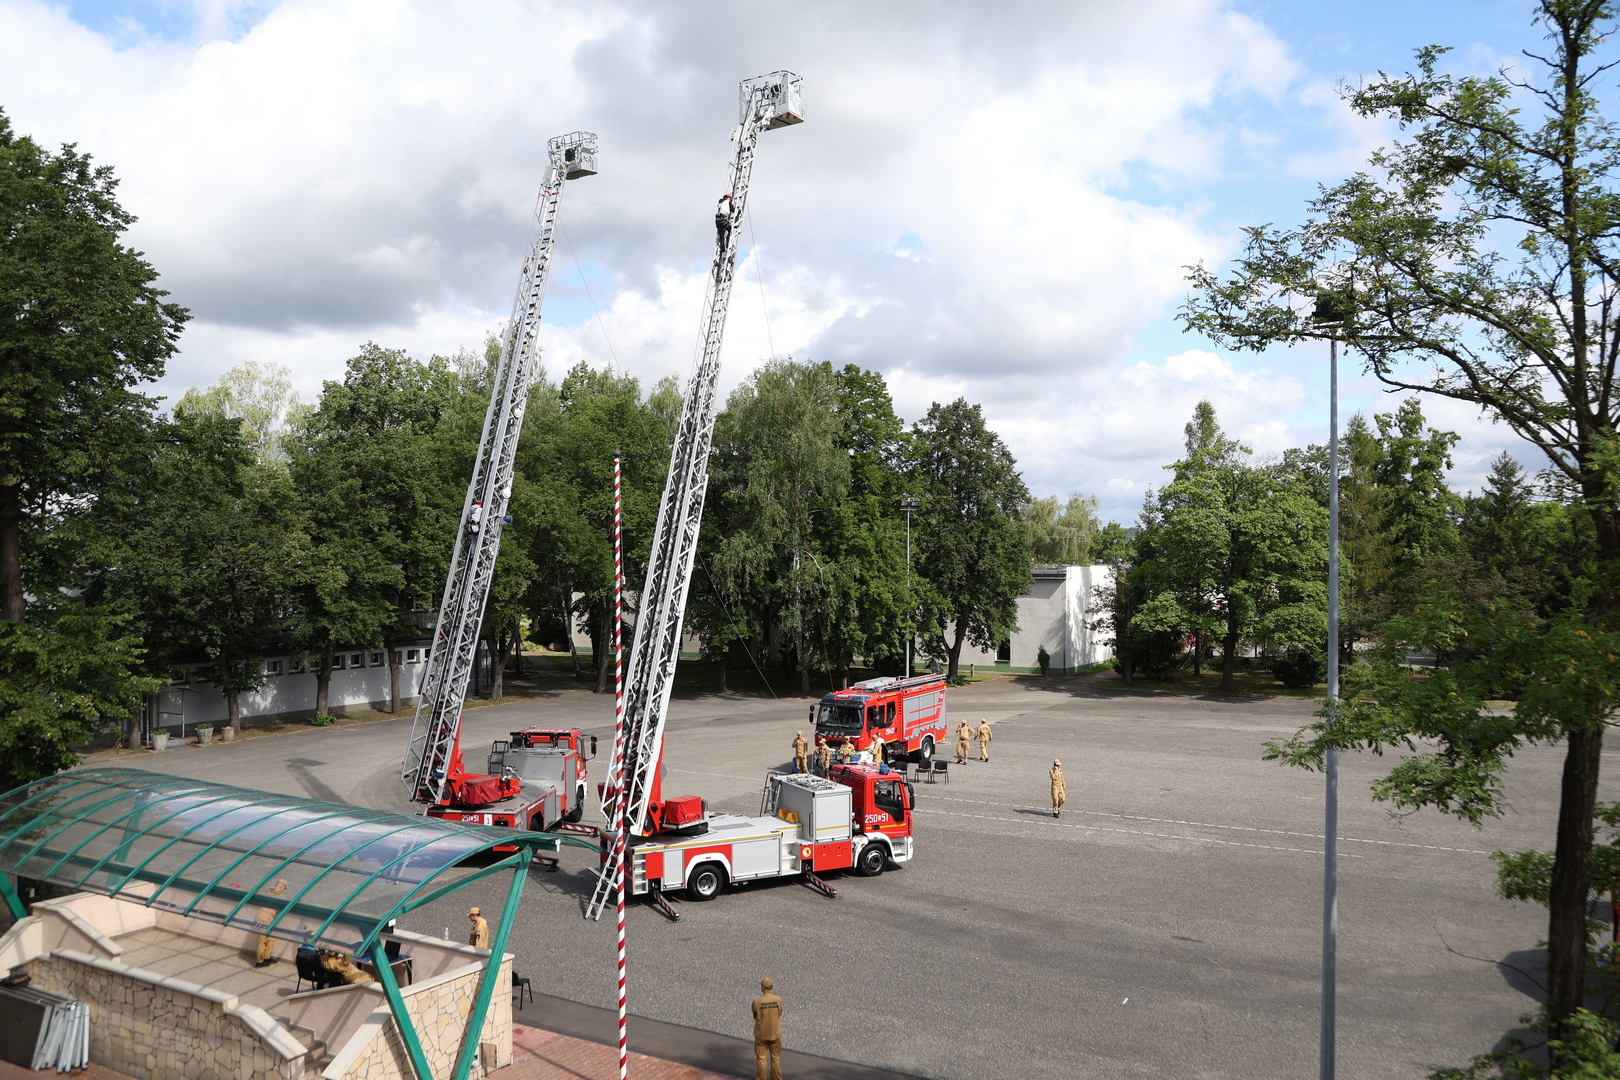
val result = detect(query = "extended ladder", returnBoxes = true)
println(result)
[402,132,598,808]
[587,74,802,920]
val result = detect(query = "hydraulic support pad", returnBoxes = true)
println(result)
[648,891,682,921]
[803,871,838,899]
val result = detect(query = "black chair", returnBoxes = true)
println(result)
[512,970,533,1009]
[932,760,949,785]
[294,947,329,993]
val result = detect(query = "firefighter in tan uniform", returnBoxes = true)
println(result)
[751,977,784,1080]
[254,878,288,968]
[318,950,376,985]
[870,732,885,765]
[792,731,809,773]
[1051,759,1066,818]
[468,906,491,949]
[955,721,972,764]
[815,737,833,774]
[977,719,993,762]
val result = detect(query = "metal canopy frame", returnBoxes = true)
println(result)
[0,767,549,1080]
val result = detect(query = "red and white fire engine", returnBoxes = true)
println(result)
[622,763,914,902]
[811,674,949,763]
[425,728,596,848]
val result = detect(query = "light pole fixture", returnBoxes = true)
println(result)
[1311,291,1348,1080]
[900,496,921,678]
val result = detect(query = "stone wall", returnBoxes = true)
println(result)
[324,956,512,1080]
[25,949,308,1080]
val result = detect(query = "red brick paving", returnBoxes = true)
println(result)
[507,1024,741,1080]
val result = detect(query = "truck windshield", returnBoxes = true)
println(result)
[817,703,862,734]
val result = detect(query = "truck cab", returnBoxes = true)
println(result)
[488,728,596,828]
[812,675,948,763]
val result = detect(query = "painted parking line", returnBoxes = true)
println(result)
[918,794,1491,856]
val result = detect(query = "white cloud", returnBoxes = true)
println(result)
[0,0,1537,520]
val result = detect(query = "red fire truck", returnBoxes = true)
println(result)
[427,728,596,845]
[622,763,914,902]
[811,674,949,763]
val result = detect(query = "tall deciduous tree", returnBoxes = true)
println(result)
[178,360,311,468]
[1182,0,1620,1035]
[0,110,187,780]
[907,399,1032,680]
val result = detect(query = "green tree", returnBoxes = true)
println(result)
[1025,494,1100,564]
[177,360,310,468]
[113,413,306,729]
[1132,403,1329,690]
[0,110,186,780]
[289,345,459,712]
[907,399,1032,680]
[1181,0,1620,1035]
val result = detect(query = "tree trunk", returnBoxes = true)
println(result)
[491,636,507,700]
[718,653,727,693]
[0,479,23,621]
[945,617,967,680]
[387,641,400,714]
[1220,614,1239,693]
[1192,629,1201,676]
[1545,724,1604,1030]
[563,590,582,677]
[595,599,611,694]
[217,654,241,729]
[315,652,332,716]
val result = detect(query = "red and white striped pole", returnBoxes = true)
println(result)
[612,455,628,1080]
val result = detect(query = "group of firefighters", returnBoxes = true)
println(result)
[788,718,1068,819]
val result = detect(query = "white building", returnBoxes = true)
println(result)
[949,564,1114,675]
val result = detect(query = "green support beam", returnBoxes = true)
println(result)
[450,863,526,1080]
[0,873,27,921]
[369,935,435,1080]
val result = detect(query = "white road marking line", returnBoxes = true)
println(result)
[918,794,1490,855]
[912,806,1362,857]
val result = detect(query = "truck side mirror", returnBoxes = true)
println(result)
[905,783,916,807]
[590,735,598,758]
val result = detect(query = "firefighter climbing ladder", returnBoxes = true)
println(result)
[588,73,803,921]
[402,132,598,808]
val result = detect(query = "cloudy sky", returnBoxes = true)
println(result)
[0,0,1559,520]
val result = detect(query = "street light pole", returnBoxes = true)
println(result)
[901,497,920,678]
[1312,296,1344,1080]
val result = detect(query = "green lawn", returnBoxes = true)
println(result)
[1088,670,1328,699]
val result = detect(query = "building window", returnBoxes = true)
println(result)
[392,650,404,665]
[332,655,347,671]
[349,653,364,669]
[369,651,385,667]
[995,640,1011,664]
[406,649,420,663]
[289,659,306,674]
[265,659,285,677]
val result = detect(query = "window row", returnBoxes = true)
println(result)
[168,648,431,686]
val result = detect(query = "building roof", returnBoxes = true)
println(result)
[0,767,552,953]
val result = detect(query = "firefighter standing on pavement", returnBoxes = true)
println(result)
[468,907,490,949]
[977,719,993,762]
[870,732,885,765]
[792,731,809,773]
[752,977,784,1080]
[1051,759,1066,818]
[816,737,833,774]
[955,720,972,764]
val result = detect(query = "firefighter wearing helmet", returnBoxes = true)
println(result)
[1051,759,1066,818]
[792,731,809,773]
[977,719,993,762]
[955,720,972,764]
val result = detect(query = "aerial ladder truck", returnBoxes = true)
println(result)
[586,73,918,920]
[400,132,599,840]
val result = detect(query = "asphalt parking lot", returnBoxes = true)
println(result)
[115,675,1606,1079]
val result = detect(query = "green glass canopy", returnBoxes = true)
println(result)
[0,767,555,954]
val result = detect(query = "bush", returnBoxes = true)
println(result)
[309,713,337,727]
[1272,648,1326,689]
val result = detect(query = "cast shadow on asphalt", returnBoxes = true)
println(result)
[1005,677,1290,706]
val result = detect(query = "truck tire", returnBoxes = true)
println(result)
[686,863,727,901]
[855,841,886,877]
[529,812,545,832]
[567,785,585,823]
[917,737,935,765]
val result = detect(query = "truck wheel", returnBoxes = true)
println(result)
[686,863,727,901]
[567,786,585,823]
[529,813,545,832]
[917,737,934,765]
[856,842,886,877]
